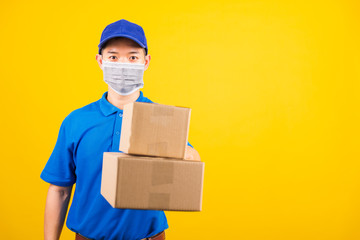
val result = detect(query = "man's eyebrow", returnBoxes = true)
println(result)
[106,50,140,54]
[128,51,140,54]
[107,51,119,54]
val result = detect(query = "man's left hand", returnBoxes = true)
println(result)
[184,146,201,161]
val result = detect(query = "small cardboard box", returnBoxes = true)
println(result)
[101,152,204,211]
[120,102,191,159]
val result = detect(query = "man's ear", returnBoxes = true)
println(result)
[95,54,103,70]
[144,54,151,71]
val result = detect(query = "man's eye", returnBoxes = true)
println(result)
[109,56,117,60]
[130,56,138,60]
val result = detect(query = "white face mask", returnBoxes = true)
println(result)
[101,60,145,96]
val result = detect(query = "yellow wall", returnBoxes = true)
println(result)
[1,0,359,239]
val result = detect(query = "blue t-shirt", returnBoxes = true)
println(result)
[40,91,193,240]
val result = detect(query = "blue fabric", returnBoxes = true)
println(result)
[40,91,193,240]
[98,19,148,55]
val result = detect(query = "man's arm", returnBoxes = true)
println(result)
[184,145,201,161]
[44,184,73,240]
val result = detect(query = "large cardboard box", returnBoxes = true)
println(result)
[119,102,191,159]
[101,152,204,211]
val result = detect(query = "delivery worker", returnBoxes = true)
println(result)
[40,19,200,240]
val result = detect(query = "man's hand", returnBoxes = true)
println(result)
[184,145,201,161]
[44,184,73,240]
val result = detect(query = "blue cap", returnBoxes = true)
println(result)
[98,19,148,55]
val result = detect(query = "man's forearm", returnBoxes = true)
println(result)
[44,184,73,240]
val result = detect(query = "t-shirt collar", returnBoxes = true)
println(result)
[99,91,145,116]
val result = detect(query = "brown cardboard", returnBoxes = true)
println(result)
[101,152,204,211]
[120,102,191,159]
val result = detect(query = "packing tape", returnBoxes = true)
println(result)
[151,160,174,186]
[147,142,168,156]
[148,193,171,210]
[148,160,174,209]
[152,106,174,116]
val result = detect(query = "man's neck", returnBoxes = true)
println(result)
[106,87,140,110]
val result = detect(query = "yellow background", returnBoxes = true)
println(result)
[1,0,359,239]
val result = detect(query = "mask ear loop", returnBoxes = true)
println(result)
[100,55,106,70]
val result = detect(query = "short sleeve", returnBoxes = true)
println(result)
[187,141,193,148]
[40,115,76,186]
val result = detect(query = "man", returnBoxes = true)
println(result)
[40,19,200,240]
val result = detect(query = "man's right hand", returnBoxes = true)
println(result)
[44,184,73,240]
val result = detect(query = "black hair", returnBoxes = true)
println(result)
[100,37,147,56]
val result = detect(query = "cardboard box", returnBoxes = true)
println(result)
[120,102,191,159]
[101,152,204,211]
